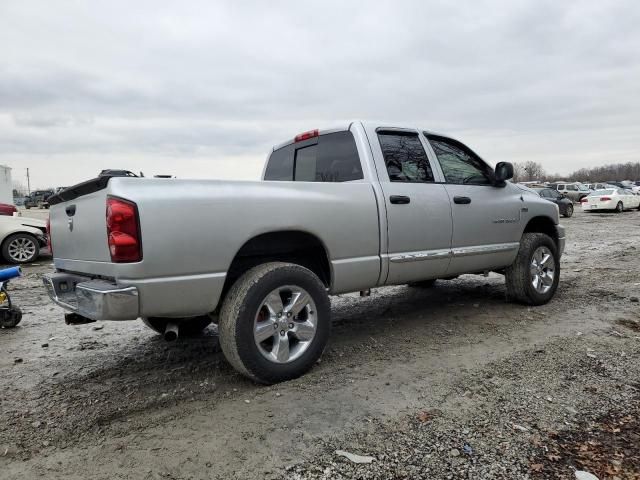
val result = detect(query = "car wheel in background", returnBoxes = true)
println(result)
[505,233,560,306]
[218,262,330,384]
[563,204,573,218]
[2,233,39,264]
[142,315,213,336]
[0,307,22,328]
[615,202,623,213]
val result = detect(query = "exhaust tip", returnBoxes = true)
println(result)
[164,322,179,341]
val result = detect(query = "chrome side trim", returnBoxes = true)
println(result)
[451,242,520,258]
[389,242,520,264]
[389,249,451,263]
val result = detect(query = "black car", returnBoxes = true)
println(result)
[533,188,574,217]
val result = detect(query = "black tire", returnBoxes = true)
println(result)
[505,233,560,306]
[25,205,31,210]
[219,262,330,384]
[615,202,623,213]
[0,307,22,328]
[563,204,573,218]
[2,233,39,264]
[408,279,437,288]
[142,315,213,336]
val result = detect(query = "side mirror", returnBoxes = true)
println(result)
[494,162,514,186]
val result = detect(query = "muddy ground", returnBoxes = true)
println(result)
[1,208,639,479]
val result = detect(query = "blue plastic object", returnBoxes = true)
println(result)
[0,267,21,282]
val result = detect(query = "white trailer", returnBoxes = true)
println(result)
[0,166,13,205]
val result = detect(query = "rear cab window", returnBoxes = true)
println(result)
[264,131,363,182]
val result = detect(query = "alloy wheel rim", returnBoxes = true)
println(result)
[253,285,317,364]
[530,246,555,294]
[8,237,36,262]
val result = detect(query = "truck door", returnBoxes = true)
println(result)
[424,134,523,275]
[372,129,453,285]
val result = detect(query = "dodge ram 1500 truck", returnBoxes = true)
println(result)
[44,121,565,384]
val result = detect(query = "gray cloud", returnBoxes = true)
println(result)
[1,0,639,188]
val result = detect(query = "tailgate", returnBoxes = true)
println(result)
[49,188,111,263]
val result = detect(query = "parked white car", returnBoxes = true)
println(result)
[581,188,640,213]
[0,216,47,264]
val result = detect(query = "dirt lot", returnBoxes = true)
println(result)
[1,208,639,479]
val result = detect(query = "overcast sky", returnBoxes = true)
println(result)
[1,1,639,189]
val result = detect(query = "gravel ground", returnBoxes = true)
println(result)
[1,207,639,479]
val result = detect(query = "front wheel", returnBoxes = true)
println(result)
[505,233,560,305]
[615,202,623,213]
[218,262,330,384]
[563,204,573,218]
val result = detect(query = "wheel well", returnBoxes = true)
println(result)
[221,231,331,302]
[523,216,558,246]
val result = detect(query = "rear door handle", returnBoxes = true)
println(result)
[390,195,410,205]
[453,196,471,205]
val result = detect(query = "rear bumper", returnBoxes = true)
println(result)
[43,272,139,320]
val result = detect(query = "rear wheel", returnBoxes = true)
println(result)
[2,233,39,264]
[615,202,623,213]
[142,315,213,336]
[563,204,573,218]
[505,233,560,305]
[218,262,330,384]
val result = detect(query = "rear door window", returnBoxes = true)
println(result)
[377,131,435,182]
[264,131,363,182]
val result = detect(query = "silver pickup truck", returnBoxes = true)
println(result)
[44,121,565,384]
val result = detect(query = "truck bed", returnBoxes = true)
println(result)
[48,177,382,317]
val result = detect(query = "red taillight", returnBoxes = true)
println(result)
[46,216,52,254]
[106,197,141,262]
[294,129,319,143]
[580,198,588,202]
[600,196,611,201]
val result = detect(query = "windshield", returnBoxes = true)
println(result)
[588,189,614,196]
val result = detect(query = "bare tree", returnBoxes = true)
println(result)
[12,181,27,197]
[511,162,525,183]
[522,161,546,181]
[565,162,640,182]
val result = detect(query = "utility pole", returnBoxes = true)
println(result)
[26,168,30,195]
